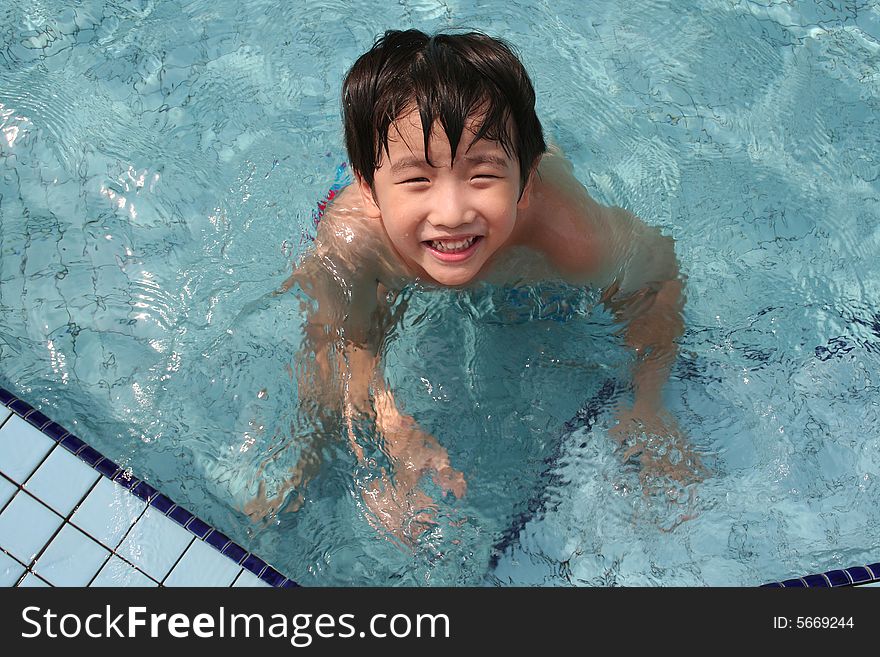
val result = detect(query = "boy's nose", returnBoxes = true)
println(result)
[428,190,475,229]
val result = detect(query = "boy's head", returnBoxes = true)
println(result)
[342,29,546,199]
[341,30,546,286]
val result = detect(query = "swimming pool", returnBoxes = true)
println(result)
[1,0,878,586]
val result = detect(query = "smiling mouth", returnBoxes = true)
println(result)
[422,236,482,253]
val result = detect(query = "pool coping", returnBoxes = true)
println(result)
[0,385,298,587]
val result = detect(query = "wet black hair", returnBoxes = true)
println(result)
[342,29,546,199]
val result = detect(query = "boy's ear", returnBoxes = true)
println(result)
[516,158,541,210]
[356,173,382,218]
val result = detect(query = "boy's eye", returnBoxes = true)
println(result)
[401,177,429,184]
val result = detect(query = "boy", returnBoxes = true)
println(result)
[275,30,699,542]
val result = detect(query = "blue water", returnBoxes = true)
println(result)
[1,0,879,585]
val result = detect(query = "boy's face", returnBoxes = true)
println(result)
[356,108,534,287]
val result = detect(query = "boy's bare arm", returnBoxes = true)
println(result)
[532,148,702,487]
[597,220,705,491]
[597,207,684,418]
[531,146,684,416]
[277,228,466,535]
[278,245,384,429]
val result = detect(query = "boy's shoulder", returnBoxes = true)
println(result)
[312,184,403,287]
[514,154,608,285]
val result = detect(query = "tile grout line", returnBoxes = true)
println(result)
[2,475,135,586]
[1,545,30,585]
[229,568,245,587]
[15,486,71,583]
[15,460,106,584]
[159,535,197,587]
[33,472,156,586]
[0,470,21,516]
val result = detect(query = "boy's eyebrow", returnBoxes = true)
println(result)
[462,153,510,168]
[389,156,426,175]
[389,152,510,175]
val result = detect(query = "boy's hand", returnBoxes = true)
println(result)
[372,390,467,498]
[610,403,706,494]
[362,470,439,548]
[355,389,467,546]
[242,448,315,525]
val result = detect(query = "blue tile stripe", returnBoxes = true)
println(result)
[761,562,880,588]
[185,516,212,539]
[0,388,15,406]
[1,386,298,588]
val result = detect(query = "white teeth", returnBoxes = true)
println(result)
[429,237,477,252]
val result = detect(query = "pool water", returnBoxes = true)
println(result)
[1,0,879,585]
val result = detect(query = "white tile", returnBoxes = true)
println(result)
[0,416,55,484]
[71,477,146,549]
[0,549,26,586]
[233,569,272,587]
[0,492,63,564]
[26,447,100,516]
[117,506,193,581]
[34,524,111,587]
[91,556,158,588]
[0,476,16,509]
[18,572,51,587]
[164,538,241,587]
